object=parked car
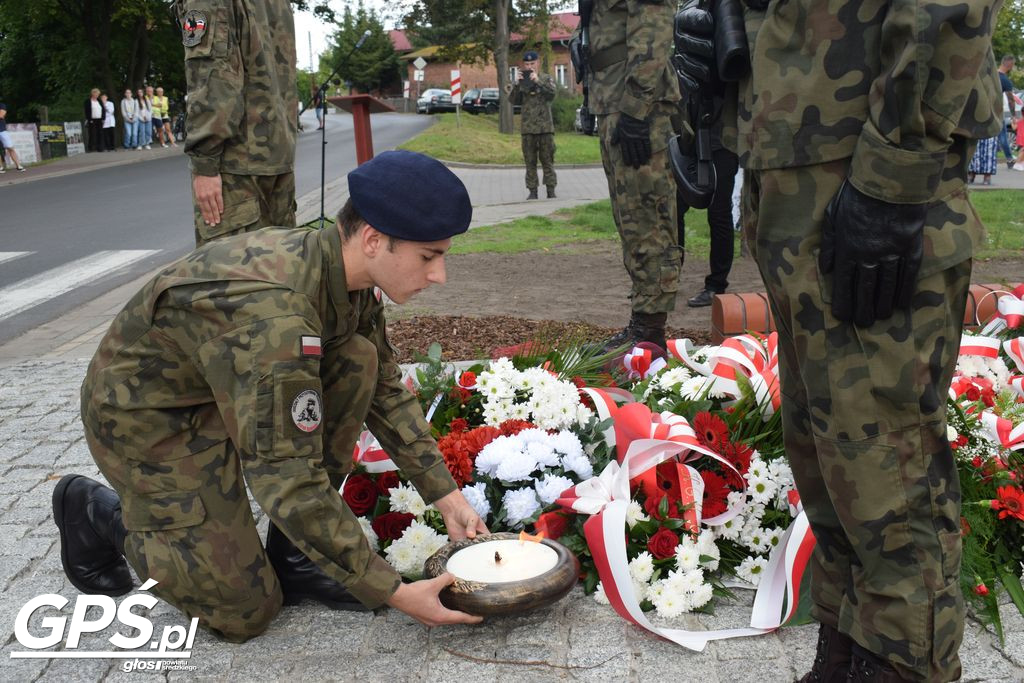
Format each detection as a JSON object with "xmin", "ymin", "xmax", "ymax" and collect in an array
[
  {"xmin": 462, "ymin": 87, "xmax": 500, "ymax": 114},
  {"xmin": 417, "ymin": 88, "xmax": 456, "ymax": 114}
]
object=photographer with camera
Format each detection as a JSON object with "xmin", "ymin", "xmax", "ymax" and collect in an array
[
  {"xmin": 508, "ymin": 50, "xmax": 557, "ymax": 200},
  {"xmin": 675, "ymin": 1, "xmax": 1004, "ymax": 680}
]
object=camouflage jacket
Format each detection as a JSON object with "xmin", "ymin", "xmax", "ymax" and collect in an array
[
  {"xmin": 586, "ymin": 0, "xmax": 680, "ymax": 120},
  {"xmin": 81, "ymin": 226, "xmax": 457, "ymax": 607},
  {"xmin": 511, "ymin": 74, "xmax": 556, "ymax": 134},
  {"xmin": 176, "ymin": 0, "xmax": 297, "ymax": 177},
  {"xmin": 724, "ymin": 0, "xmax": 1003, "ymax": 204}
]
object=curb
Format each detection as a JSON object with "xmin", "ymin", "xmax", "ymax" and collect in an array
[
  {"xmin": 440, "ymin": 159, "xmax": 604, "ymax": 170},
  {"xmin": 0, "ymin": 147, "xmax": 184, "ymax": 187},
  {"xmin": 710, "ymin": 283, "xmax": 1021, "ymax": 343}
]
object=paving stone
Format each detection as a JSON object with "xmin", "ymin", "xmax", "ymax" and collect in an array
[
  {"xmin": 427, "ymin": 650, "xmax": 568, "ymax": 683},
  {"xmin": 629, "ymin": 616, "xmax": 721, "ymax": 682},
  {"xmin": 0, "ymin": 504, "xmax": 53, "ymax": 528},
  {"xmin": 351, "ymin": 652, "xmax": 428, "ymax": 682},
  {"xmin": 959, "ymin": 620, "xmax": 1024, "ymax": 681}
]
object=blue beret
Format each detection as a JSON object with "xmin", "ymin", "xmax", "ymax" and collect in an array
[
  {"xmin": 522, "ymin": 51, "xmax": 539, "ymax": 62},
  {"xmin": 348, "ymin": 151, "xmax": 472, "ymax": 242}
]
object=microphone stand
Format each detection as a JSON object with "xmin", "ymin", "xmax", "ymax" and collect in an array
[{"xmin": 312, "ymin": 29, "xmax": 371, "ymax": 230}]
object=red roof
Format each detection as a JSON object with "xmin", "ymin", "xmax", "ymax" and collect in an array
[
  {"xmin": 389, "ymin": 29, "xmax": 412, "ymax": 52},
  {"xmin": 511, "ymin": 11, "xmax": 579, "ymax": 43}
]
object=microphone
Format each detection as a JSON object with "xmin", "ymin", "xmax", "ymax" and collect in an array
[{"xmin": 355, "ymin": 29, "xmax": 371, "ymax": 50}]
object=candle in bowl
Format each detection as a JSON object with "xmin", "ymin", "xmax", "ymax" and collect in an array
[
  {"xmin": 423, "ymin": 531, "xmax": 580, "ymax": 616},
  {"xmin": 445, "ymin": 538, "xmax": 558, "ymax": 583}
]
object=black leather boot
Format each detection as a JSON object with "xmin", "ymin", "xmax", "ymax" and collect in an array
[
  {"xmin": 265, "ymin": 524, "xmax": 368, "ymax": 611},
  {"xmin": 52, "ymin": 475, "xmax": 133, "ymax": 596},
  {"xmin": 797, "ymin": 623, "xmax": 853, "ymax": 682},
  {"xmin": 547, "ymin": 187, "xmax": 556, "ymax": 198},
  {"xmin": 603, "ymin": 312, "xmax": 640, "ymax": 352},
  {"xmin": 527, "ymin": 188, "xmax": 538, "ymax": 200},
  {"xmin": 603, "ymin": 312, "xmax": 667, "ymax": 352},
  {"xmin": 847, "ymin": 643, "xmax": 912, "ymax": 682}
]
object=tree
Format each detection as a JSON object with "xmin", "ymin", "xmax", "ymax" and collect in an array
[
  {"xmin": 325, "ymin": 2, "xmax": 402, "ymax": 96},
  {"xmin": 994, "ymin": 0, "xmax": 1024, "ymax": 85}
]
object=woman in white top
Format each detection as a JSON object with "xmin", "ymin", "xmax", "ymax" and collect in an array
[
  {"xmin": 100, "ymin": 93, "xmax": 116, "ymax": 152},
  {"xmin": 120, "ymin": 89, "xmax": 138, "ymax": 150},
  {"xmin": 135, "ymin": 88, "xmax": 152, "ymax": 150}
]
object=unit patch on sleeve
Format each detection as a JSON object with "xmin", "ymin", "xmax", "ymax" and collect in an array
[
  {"xmin": 290, "ymin": 390, "xmax": 322, "ymax": 433},
  {"xmin": 181, "ymin": 10, "xmax": 208, "ymax": 47}
]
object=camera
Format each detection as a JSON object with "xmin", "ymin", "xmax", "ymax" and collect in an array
[{"xmin": 521, "ymin": 69, "xmax": 533, "ymax": 80}]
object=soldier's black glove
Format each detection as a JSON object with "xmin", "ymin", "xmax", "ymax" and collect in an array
[
  {"xmin": 611, "ymin": 113, "xmax": 652, "ymax": 168},
  {"xmin": 819, "ymin": 180, "xmax": 927, "ymax": 328},
  {"xmin": 673, "ymin": 3, "xmax": 715, "ymax": 94}
]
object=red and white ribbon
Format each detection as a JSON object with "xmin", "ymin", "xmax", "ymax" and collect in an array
[
  {"xmin": 352, "ymin": 431, "xmax": 398, "ymax": 473},
  {"xmin": 1009, "ymin": 376, "xmax": 1024, "ymax": 401},
  {"xmin": 959, "ymin": 335, "xmax": 1002, "ymax": 359},
  {"xmin": 1004, "ymin": 337, "xmax": 1024, "ymax": 374},
  {"xmin": 997, "ymin": 285, "xmax": 1024, "ymax": 329},
  {"xmin": 623, "ymin": 346, "xmax": 667, "ymax": 379},
  {"xmin": 980, "ymin": 410, "xmax": 1024, "ymax": 451}
]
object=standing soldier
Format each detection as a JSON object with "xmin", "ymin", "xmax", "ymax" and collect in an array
[
  {"xmin": 509, "ymin": 50, "xmax": 557, "ymax": 199},
  {"xmin": 53, "ymin": 151, "xmax": 487, "ymax": 641},
  {"xmin": 587, "ymin": 0, "xmax": 681, "ymax": 350},
  {"xmin": 176, "ymin": 0, "xmax": 298, "ymax": 247},
  {"xmin": 676, "ymin": 1, "xmax": 1004, "ymax": 680}
]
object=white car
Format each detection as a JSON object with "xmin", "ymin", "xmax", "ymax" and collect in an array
[{"xmin": 416, "ymin": 88, "xmax": 455, "ymax": 114}]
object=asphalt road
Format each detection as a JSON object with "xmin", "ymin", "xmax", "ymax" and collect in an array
[{"xmin": 0, "ymin": 111, "xmax": 433, "ymax": 345}]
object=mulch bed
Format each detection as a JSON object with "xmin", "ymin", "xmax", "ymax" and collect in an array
[{"xmin": 387, "ymin": 315, "xmax": 715, "ymax": 363}]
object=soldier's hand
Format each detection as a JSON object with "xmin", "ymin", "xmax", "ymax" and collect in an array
[
  {"xmin": 610, "ymin": 113, "xmax": 652, "ymax": 168},
  {"xmin": 819, "ymin": 180, "xmax": 927, "ymax": 328},
  {"xmin": 386, "ymin": 573, "xmax": 483, "ymax": 626},
  {"xmin": 193, "ymin": 173, "xmax": 224, "ymax": 226},
  {"xmin": 434, "ymin": 489, "xmax": 489, "ymax": 540},
  {"xmin": 672, "ymin": 2, "xmax": 715, "ymax": 94}
]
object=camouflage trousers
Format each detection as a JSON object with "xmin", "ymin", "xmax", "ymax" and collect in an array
[
  {"xmin": 83, "ymin": 334, "xmax": 377, "ymax": 642},
  {"xmin": 522, "ymin": 133, "xmax": 556, "ymax": 191},
  {"xmin": 597, "ymin": 105, "xmax": 681, "ymax": 314},
  {"xmin": 743, "ymin": 141, "xmax": 981, "ymax": 680},
  {"xmin": 193, "ymin": 172, "xmax": 296, "ymax": 247}
]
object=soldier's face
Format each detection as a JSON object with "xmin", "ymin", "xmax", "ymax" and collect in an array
[
  {"xmin": 523, "ymin": 59, "xmax": 538, "ymax": 71},
  {"xmin": 368, "ymin": 236, "xmax": 450, "ymax": 304}
]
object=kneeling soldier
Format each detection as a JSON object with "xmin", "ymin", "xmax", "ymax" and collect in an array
[{"xmin": 55, "ymin": 151, "xmax": 487, "ymax": 641}]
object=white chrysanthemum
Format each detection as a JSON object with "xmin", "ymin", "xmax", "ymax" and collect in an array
[
  {"xmin": 712, "ymin": 516, "xmax": 742, "ymax": 541},
  {"xmin": 389, "ymin": 483, "xmax": 427, "ymax": 516},
  {"xmin": 652, "ymin": 582, "xmax": 690, "ymax": 618},
  {"xmin": 741, "ymin": 501, "xmax": 767, "ymax": 526},
  {"xmin": 357, "ymin": 516, "xmax": 378, "ymax": 552},
  {"xmin": 384, "ymin": 540, "xmax": 417, "ymax": 575},
  {"xmin": 461, "ymin": 482, "xmax": 491, "ymax": 519},
  {"xmin": 561, "ymin": 451, "xmax": 593, "ymax": 480},
  {"xmin": 741, "ymin": 520, "xmax": 769, "ymax": 553},
  {"xmin": 594, "ymin": 581, "xmax": 610, "ymax": 605},
  {"xmin": 575, "ymin": 403, "xmax": 594, "ymax": 426},
  {"xmin": 675, "ymin": 543, "xmax": 700, "ymax": 572},
  {"xmin": 678, "ymin": 376, "xmax": 708, "ymax": 400},
  {"xmin": 482, "ymin": 401, "xmax": 512, "ymax": 426},
  {"xmin": 474, "ymin": 436, "xmax": 512, "ymax": 476},
  {"xmin": 659, "ymin": 366, "xmax": 693, "ymax": 389},
  {"xmin": 510, "ymin": 402, "xmax": 531, "ymax": 421},
  {"xmin": 746, "ymin": 474, "xmax": 778, "ymax": 506},
  {"xmin": 534, "ymin": 474, "xmax": 575, "ymax": 505},
  {"xmin": 502, "ymin": 487, "xmax": 541, "ymax": 527},
  {"xmin": 690, "ymin": 582, "xmax": 714, "ymax": 609},
  {"xmin": 629, "ymin": 551, "xmax": 656, "ymax": 583},
  {"xmin": 625, "ymin": 500, "xmax": 649, "ymax": 528},
  {"xmin": 668, "ymin": 568, "xmax": 705, "ymax": 594},
  {"xmin": 646, "ymin": 579, "xmax": 665, "ymax": 604},
  {"xmin": 747, "ymin": 456, "xmax": 768, "ymax": 479},
  {"xmin": 550, "ymin": 430, "xmax": 584, "ymax": 459},
  {"xmin": 495, "ymin": 450, "xmax": 539, "ymax": 482},
  {"xmin": 696, "ymin": 529, "xmax": 717, "ymax": 556},
  {"xmin": 402, "ymin": 520, "xmax": 435, "ymax": 547},
  {"xmin": 767, "ymin": 459, "xmax": 793, "ymax": 485},
  {"xmin": 736, "ymin": 556, "xmax": 769, "ymax": 586},
  {"xmin": 765, "ymin": 527, "xmax": 784, "ymax": 550},
  {"xmin": 946, "ymin": 424, "xmax": 959, "ymax": 442},
  {"xmin": 526, "ymin": 440, "xmax": 560, "ymax": 469}
]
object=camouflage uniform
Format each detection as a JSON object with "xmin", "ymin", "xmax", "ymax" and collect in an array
[
  {"xmin": 177, "ymin": 0, "xmax": 298, "ymax": 246},
  {"xmin": 511, "ymin": 73, "xmax": 557, "ymax": 193},
  {"xmin": 80, "ymin": 226, "xmax": 457, "ymax": 642},
  {"xmin": 587, "ymin": 0, "xmax": 681, "ymax": 314},
  {"xmin": 725, "ymin": 1, "xmax": 1003, "ymax": 679}
]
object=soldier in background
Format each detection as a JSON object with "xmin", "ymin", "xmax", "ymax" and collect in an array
[
  {"xmin": 676, "ymin": 1, "xmax": 1004, "ymax": 680},
  {"xmin": 587, "ymin": 0, "xmax": 681, "ymax": 350},
  {"xmin": 177, "ymin": 0, "xmax": 297, "ymax": 246},
  {"xmin": 53, "ymin": 151, "xmax": 487, "ymax": 641},
  {"xmin": 509, "ymin": 50, "xmax": 557, "ymax": 199}
]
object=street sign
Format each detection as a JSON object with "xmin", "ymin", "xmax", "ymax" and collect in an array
[
  {"xmin": 413, "ymin": 56, "xmax": 427, "ymax": 70},
  {"xmin": 450, "ymin": 70, "xmax": 461, "ymax": 105},
  {"xmin": 413, "ymin": 69, "xmax": 425, "ymax": 82}
]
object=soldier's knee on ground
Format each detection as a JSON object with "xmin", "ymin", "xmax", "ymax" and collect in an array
[{"xmin": 202, "ymin": 589, "xmax": 283, "ymax": 643}]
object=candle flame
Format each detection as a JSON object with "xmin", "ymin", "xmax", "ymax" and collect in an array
[{"xmin": 519, "ymin": 530, "xmax": 545, "ymax": 544}]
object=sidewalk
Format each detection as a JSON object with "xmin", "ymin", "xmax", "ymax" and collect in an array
[{"xmin": 0, "ymin": 143, "xmax": 184, "ymax": 187}]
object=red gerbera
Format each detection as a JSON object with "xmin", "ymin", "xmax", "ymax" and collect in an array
[
  {"xmin": 721, "ymin": 440, "xmax": 754, "ymax": 474},
  {"xmin": 700, "ymin": 470, "xmax": 731, "ymax": 519},
  {"xmin": 991, "ymin": 485, "xmax": 1024, "ymax": 521},
  {"xmin": 693, "ymin": 411, "xmax": 729, "ymax": 452}
]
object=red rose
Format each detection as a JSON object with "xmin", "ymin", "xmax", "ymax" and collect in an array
[
  {"xmin": 371, "ymin": 512, "xmax": 415, "ymax": 542},
  {"xmin": 647, "ymin": 527, "xmax": 679, "ymax": 560},
  {"xmin": 342, "ymin": 474, "xmax": 378, "ymax": 516},
  {"xmin": 533, "ymin": 511, "xmax": 569, "ymax": 540},
  {"xmin": 965, "ymin": 385, "xmax": 981, "ymax": 401},
  {"xmin": 459, "ymin": 370, "xmax": 477, "ymax": 387},
  {"xmin": 375, "ymin": 471, "xmax": 399, "ymax": 496}
]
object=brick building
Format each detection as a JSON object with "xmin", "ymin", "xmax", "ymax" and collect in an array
[{"xmin": 391, "ymin": 12, "xmax": 582, "ymax": 100}]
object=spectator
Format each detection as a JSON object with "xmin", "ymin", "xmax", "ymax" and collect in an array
[
  {"xmin": 83, "ymin": 88, "xmax": 103, "ymax": 153},
  {"xmin": 120, "ymin": 89, "xmax": 138, "ymax": 150},
  {"xmin": 150, "ymin": 85, "xmax": 168, "ymax": 147},
  {"xmin": 156, "ymin": 87, "xmax": 177, "ymax": 148},
  {"xmin": 135, "ymin": 88, "xmax": 152, "ymax": 150},
  {"xmin": 0, "ymin": 102, "xmax": 26, "ymax": 172},
  {"xmin": 1014, "ymin": 116, "xmax": 1024, "ymax": 171},
  {"xmin": 997, "ymin": 56, "xmax": 1017, "ymax": 169},
  {"xmin": 968, "ymin": 135, "xmax": 998, "ymax": 185},
  {"xmin": 314, "ymin": 89, "xmax": 325, "ymax": 130},
  {"xmin": 100, "ymin": 93, "xmax": 116, "ymax": 152}
]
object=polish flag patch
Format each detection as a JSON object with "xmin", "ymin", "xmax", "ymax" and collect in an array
[{"xmin": 300, "ymin": 335, "xmax": 322, "ymax": 357}]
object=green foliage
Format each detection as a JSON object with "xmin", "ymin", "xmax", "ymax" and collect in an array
[
  {"xmin": 551, "ymin": 90, "xmax": 583, "ymax": 132},
  {"xmin": 326, "ymin": 2, "xmax": 401, "ymax": 95},
  {"xmin": 994, "ymin": 0, "xmax": 1024, "ymax": 85}
]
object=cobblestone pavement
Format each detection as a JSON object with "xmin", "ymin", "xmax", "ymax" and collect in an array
[{"xmin": 1, "ymin": 361, "xmax": 1022, "ymax": 682}]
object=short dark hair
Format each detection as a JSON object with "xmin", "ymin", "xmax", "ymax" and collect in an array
[
  {"xmin": 336, "ymin": 198, "xmax": 396, "ymax": 251},
  {"xmin": 1002, "ymin": 55, "xmax": 1016, "ymax": 66}
]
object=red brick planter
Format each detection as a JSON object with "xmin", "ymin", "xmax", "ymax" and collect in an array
[{"xmin": 710, "ymin": 283, "xmax": 1021, "ymax": 343}]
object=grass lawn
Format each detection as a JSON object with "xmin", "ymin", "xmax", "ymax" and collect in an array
[
  {"xmin": 398, "ymin": 112, "xmax": 601, "ymax": 165},
  {"xmin": 455, "ymin": 190, "xmax": 1024, "ymax": 259}
]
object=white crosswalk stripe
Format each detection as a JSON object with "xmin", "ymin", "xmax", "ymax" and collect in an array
[
  {"xmin": 0, "ymin": 252, "xmax": 33, "ymax": 266},
  {"xmin": 0, "ymin": 250, "xmax": 158, "ymax": 322}
]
